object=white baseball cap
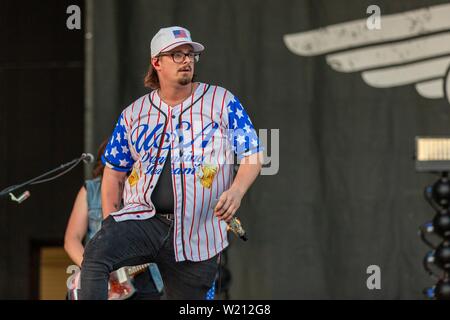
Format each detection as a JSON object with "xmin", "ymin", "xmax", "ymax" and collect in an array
[{"xmin": 150, "ymin": 26, "xmax": 205, "ymax": 57}]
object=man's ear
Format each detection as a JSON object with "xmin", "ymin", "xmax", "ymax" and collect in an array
[{"xmin": 152, "ymin": 57, "xmax": 161, "ymax": 70}]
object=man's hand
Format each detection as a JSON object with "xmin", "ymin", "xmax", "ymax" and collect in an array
[
  {"xmin": 214, "ymin": 187, "xmax": 244, "ymax": 223},
  {"xmin": 213, "ymin": 153, "xmax": 262, "ymax": 223}
]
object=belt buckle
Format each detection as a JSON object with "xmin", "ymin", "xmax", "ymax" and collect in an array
[{"xmin": 160, "ymin": 213, "xmax": 174, "ymax": 221}]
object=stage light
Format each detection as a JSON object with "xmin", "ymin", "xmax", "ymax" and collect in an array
[
  {"xmin": 415, "ymin": 137, "xmax": 450, "ymax": 172},
  {"xmin": 416, "ymin": 136, "xmax": 450, "ymax": 299},
  {"xmin": 431, "ymin": 177, "xmax": 450, "ymax": 208}
]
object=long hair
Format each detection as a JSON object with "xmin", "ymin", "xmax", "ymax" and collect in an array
[
  {"xmin": 144, "ymin": 57, "xmax": 160, "ymax": 89},
  {"xmin": 92, "ymin": 139, "xmax": 109, "ymax": 178}
]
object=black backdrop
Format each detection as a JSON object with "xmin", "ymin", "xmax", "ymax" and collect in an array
[
  {"xmin": 2, "ymin": 0, "xmax": 450, "ymax": 299},
  {"xmin": 90, "ymin": 0, "xmax": 450, "ymax": 299},
  {"xmin": 0, "ymin": 0, "xmax": 84, "ymax": 299}
]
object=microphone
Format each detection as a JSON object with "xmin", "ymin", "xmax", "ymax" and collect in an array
[
  {"xmin": 211, "ymin": 198, "xmax": 248, "ymax": 241},
  {"xmin": 227, "ymin": 217, "xmax": 248, "ymax": 241},
  {"xmin": 81, "ymin": 153, "xmax": 94, "ymax": 164},
  {"xmin": 9, "ymin": 191, "xmax": 31, "ymax": 204}
]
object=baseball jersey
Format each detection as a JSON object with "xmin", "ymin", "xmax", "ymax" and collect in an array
[{"xmin": 102, "ymin": 82, "xmax": 262, "ymax": 262}]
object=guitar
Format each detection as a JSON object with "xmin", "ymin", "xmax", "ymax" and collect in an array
[{"xmin": 67, "ymin": 263, "xmax": 156, "ymax": 300}]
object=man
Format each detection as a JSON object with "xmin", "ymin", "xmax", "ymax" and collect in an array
[{"xmin": 79, "ymin": 26, "xmax": 262, "ymax": 299}]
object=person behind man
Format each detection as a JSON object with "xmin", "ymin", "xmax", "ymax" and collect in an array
[
  {"xmin": 79, "ymin": 26, "xmax": 262, "ymax": 299},
  {"xmin": 64, "ymin": 140, "xmax": 163, "ymax": 300}
]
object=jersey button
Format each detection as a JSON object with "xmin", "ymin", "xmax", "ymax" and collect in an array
[{"xmin": 171, "ymin": 115, "xmax": 176, "ymax": 119}]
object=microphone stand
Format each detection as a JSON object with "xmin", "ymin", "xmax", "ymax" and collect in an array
[{"xmin": 0, "ymin": 153, "xmax": 90, "ymax": 203}]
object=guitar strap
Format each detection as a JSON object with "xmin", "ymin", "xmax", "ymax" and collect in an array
[{"xmin": 148, "ymin": 263, "xmax": 164, "ymax": 293}]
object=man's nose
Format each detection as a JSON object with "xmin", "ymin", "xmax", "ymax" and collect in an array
[{"xmin": 182, "ymin": 56, "xmax": 190, "ymax": 64}]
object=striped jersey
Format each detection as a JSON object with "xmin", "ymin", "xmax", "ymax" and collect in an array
[{"xmin": 102, "ymin": 82, "xmax": 261, "ymax": 262}]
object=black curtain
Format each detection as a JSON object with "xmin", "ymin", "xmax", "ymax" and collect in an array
[
  {"xmin": 90, "ymin": 0, "xmax": 450, "ymax": 299},
  {"xmin": 0, "ymin": 0, "xmax": 84, "ymax": 298}
]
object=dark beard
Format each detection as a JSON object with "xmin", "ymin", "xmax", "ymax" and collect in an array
[{"xmin": 177, "ymin": 74, "xmax": 193, "ymax": 86}]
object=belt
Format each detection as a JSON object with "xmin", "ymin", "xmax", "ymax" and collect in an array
[{"xmin": 156, "ymin": 213, "xmax": 174, "ymax": 221}]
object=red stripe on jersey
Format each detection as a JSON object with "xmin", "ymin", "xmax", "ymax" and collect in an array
[
  {"xmin": 130, "ymin": 100, "xmax": 136, "ymax": 125},
  {"xmin": 170, "ymin": 108, "xmax": 180, "ymax": 262},
  {"xmin": 196, "ymin": 84, "xmax": 208, "ymax": 260},
  {"xmin": 144, "ymin": 98, "xmax": 162, "ymax": 204},
  {"xmin": 216, "ymin": 90, "xmax": 228, "ymax": 250},
  {"xmin": 229, "ymin": 151, "xmax": 233, "ymax": 192},
  {"xmin": 134, "ymin": 96, "xmax": 146, "ymax": 204},
  {"xmin": 124, "ymin": 107, "xmax": 130, "ymax": 127},
  {"xmin": 180, "ymin": 101, "xmax": 190, "ymax": 260},
  {"xmin": 221, "ymin": 149, "xmax": 226, "ymax": 193},
  {"xmin": 207, "ymin": 86, "xmax": 218, "ymax": 258},
  {"xmin": 140, "ymin": 92, "xmax": 155, "ymax": 207},
  {"xmin": 123, "ymin": 102, "xmax": 135, "ymax": 203},
  {"xmin": 122, "ymin": 101, "xmax": 136, "ymax": 202},
  {"xmin": 188, "ymin": 92, "xmax": 197, "ymax": 260}
]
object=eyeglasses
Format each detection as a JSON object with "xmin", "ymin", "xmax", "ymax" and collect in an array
[{"xmin": 158, "ymin": 51, "xmax": 200, "ymax": 63}]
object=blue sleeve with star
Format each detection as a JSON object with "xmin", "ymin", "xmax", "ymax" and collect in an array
[
  {"xmin": 227, "ymin": 95, "xmax": 263, "ymax": 160},
  {"xmin": 102, "ymin": 113, "xmax": 134, "ymax": 172}
]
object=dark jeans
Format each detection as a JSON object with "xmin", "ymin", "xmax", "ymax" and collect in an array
[
  {"xmin": 79, "ymin": 215, "xmax": 218, "ymax": 300},
  {"xmin": 130, "ymin": 268, "xmax": 161, "ymax": 300}
]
